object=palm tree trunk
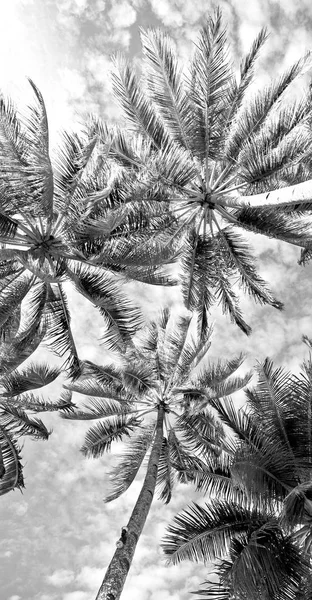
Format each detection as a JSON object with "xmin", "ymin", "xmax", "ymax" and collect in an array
[
  {"xmin": 95, "ymin": 405, "xmax": 164, "ymax": 600},
  {"xmin": 221, "ymin": 178, "xmax": 312, "ymax": 209}
]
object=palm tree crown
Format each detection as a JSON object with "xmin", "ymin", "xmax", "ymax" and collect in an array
[
  {"xmin": 163, "ymin": 347, "xmax": 312, "ymax": 599},
  {"xmin": 62, "ymin": 309, "xmax": 251, "ymax": 501},
  {"xmin": 61, "ymin": 309, "xmax": 251, "ymax": 599},
  {"xmin": 0, "ymin": 82, "xmax": 177, "ymax": 377},
  {"xmin": 96, "ymin": 8, "xmax": 312, "ymax": 336}
]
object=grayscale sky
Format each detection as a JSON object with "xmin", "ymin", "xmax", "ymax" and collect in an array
[{"xmin": 1, "ymin": 1, "xmax": 312, "ymax": 600}]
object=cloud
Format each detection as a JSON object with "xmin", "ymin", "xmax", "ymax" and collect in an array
[
  {"xmin": 75, "ymin": 566, "xmax": 103, "ymax": 589},
  {"xmin": 108, "ymin": 1, "xmax": 137, "ymax": 29},
  {"xmin": 8, "ymin": 596, "xmax": 22, "ymax": 600},
  {"xmin": 62, "ymin": 592, "xmax": 89, "ymax": 600},
  {"xmin": 46, "ymin": 569, "xmax": 75, "ymax": 587},
  {"xmin": 14, "ymin": 501, "xmax": 29, "ymax": 517}
]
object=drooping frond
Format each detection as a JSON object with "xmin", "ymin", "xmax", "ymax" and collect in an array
[
  {"xmin": 0, "ymin": 272, "xmax": 33, "ymax": 333},
  {"xmin": 8, "ymin": 389, "xmax": 76, "ymax": 414},
  {"xmin": 215, "ymin": 276, "xmax": 251, "ymax": 336},
  {"xmin": 104, "ymin": 424, "xmax": 154, "ymax": 503},
  {"xmin": 0, "ymin": 363, "xmax": 60, "ymax": 396},
  {"xmin": 167, "ymin": 428, "xmax": 204, "ymax": 485},
  {"xmin": 81, "ymin": 415, "xmax": 141, "ymax": 458},
  {"xmin": 162, "ymin": 500, "xmax": 267, "ymax": 564},
  {"xmin": 44, "ymin": 283, "xmax": 80, "ymax": 378},
  {"xmin": 217, "ymin": 227, "xmax": 283, "ymax": 308},
  {"xmin": 0, "ymin": 425, "xmax": 24, "ymax": 496},
  {"xmin": 245, "ymin": 358, "xmax": 296, "ymax": 451},
  {"xmin": 177, "ymin": 412, "xmax": 224, "ymax": 463},
  {"xmin": 0, "ymin": 404, "xmax": 50, "ymax": 440},
  {"xmin": 157, "ymin": 436, "xmax": 175, "ymax": 504},
  {"xmin": 67, "ymin": 264, "xmax": 143, "ymax": 351}
]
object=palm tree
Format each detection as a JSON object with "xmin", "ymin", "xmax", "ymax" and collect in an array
[
  {"xmin": 94, "ymin": 8, "xmax": 312, "ymax": 336},
  {"xmin": 162, "ymin": 346, "xmax": 312, "ymax": 599},
  {"xmin": 0, "ymin": 357, "xmax": 75, "ymax": 496},
  {"xmin": 0, "ymin": 82, "xmax": 177, "ymax": 377},
  {"xmin": 60, "ymin": 308, "xmax": 252, "ymax": 600}
]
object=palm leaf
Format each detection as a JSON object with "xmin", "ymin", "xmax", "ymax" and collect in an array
[
  {"xmin": 44, "ymin": 283, "xmax": 80, "ymax": 378},
  {"xmin": 0, "ymin": 363, "xmax": 60, "ymax": 396},
  {"xmin": 142, "ymin": 28, "xmax": 193, "ymax": 149},
  {"xmin": 61, "ymin": 397, "xmax": 130, "ymax": 421},
  {"xmin": 112, "ymin": 54, "xmax": 168, "ymax": 149},
  {"xmin": 104, "ymin": 425, "xmax": 154, "ymax": 502},
  {"xmin": 157, "ymin": 436, "xmax": 175, "ymax": 504},
  {"xmin": 0, "ymin": 404, "xmax": 50, "ymax": 440},
  {"xmin": 81, "ymin": 415, "xmax": 140, "ymax": 458},
  {"xmin": 67, "ymin": 264, "xmax": 143, "ymax": 350},
  {"xmin": 0, "ymin": 425, "xmax": 24, "ymax": 496},
  {"xmin": 162, "ymin": 500, "xmax": 267, "ymax": 564}
]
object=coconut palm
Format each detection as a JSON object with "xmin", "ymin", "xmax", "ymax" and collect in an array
[
  {"xmin": 162, "ymin": 346, "xmax": 312, "ymax": 599},
  {"xmin": 93, "ymin": 8, "xmax": 312, "ymax": 336},
  {"xmin": 60, "ymin": 309, "xmax": 252, "ymax": 600},
  {"xmin": 0, "ymin": 82, "xmax": 178, "ymax": 377},
  {"xmin": 0, "ymin": 357, "xmax": 75, "ymax": 496}
]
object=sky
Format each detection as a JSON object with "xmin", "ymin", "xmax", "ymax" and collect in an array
[{"xmin": 2, "ymin": 1, "xmax": 312, "ymax": 599}]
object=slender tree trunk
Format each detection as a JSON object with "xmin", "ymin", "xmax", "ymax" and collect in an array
[
  {"xmin": 220, "ymin": 178, "xmax": 312, "ymax": 209},
  {"xmin": 95, "ymin": 405, "xmax": 164, "ymax": 600}
]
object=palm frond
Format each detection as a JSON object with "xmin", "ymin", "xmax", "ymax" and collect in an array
[
  {"xmin": 53, "ymin": 130, "xmax": 97, "ymax": 214},
  {"xmin": 61, "ymin": 397, "xmax": 130, "ymax": 421},
  {"xmin": 218, "ymin": 227, "xmax": 283, "ymax": 308},
  {"xmin": 215, "ymin": 276, "xmax": 251, "ymax": 336},
  {"xmin": 44, "ymin": 283, "xmax": 80, "ymax": 378},
  {"xmin": 223, "ymin": 27, "xmax": 268, "ymax": 129},
  {"xmin": 0, "ymin": 272, "xmax": 33, "ymax": 332},
  {"xmin": 104, "ymin": 424, "xmax": 154, "ymax": 502},
  {"xmin": 8, "ymin": 389, "xmax": 76, "ymax": 414},
  {"xmin": 112, "ymin": 54, "xmax": 168, "ymax": 149},
  {"xmin": 162, "ymin": 500, "xmax": 267, "ymax": 564},
  {"xmin": 177, "ymin": 411, "xmax": 223, "ymax": 462},
  {"xmin": 0, "ymin": 404, "xmax": 50, "ymax": 440},
  {"xmin": 0, "ymin": 211, "xmax": 18, "ymax": 239},
  {"xmin": 0, "ymin": 425, "xmax": 24, "ymax": 496},
  {"xmin": 167, "ymin": 428, "xmax": 204, "ymax": 485},
  {"xmin": 141, "ymin": 28, "xmax": 193, "ymax": 149},
  {"xmin": 81, "ymin": 415, "xmax": 140, "ymax": 458},
  {"xmin": 0, "ymin": 363, "xmax": 60, "ymax": 396},
  {"xmin": 225, "ymin": 51, "xmax": 311, "ymax": 162},
  {"xmin": 24, "ymin": 79, "xmax": 54, "ymax": 220},
  {"xmin": 157, "ymin": 436, "xmax": 175, "ymax": 504},
  {"xmin": 189, "ymin": 8, "xmax": 231, "ymax": 160},
  {"xmin": 67, "ymin": 264, "xmax": 143, "ymax": 350}
]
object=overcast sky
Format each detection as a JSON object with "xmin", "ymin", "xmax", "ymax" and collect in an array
[{"xmin": 2, "ymin": 1, "xmax": 312, "ymax": 600}]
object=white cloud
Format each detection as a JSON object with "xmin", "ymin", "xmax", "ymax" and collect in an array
[
  {"xmin": 149, "ymin": 0, "xmax": 184, "ymax": 27},
  {"xmin": 108, "ymin": 1, "xmax": 137, "ymax": 29},
  {"xmin": 14, "ymin": 501, "xmax": 28, "ymax": 516},
  {"xmin": 75, "ymin": 565, "xmax": 103, "ymax": 589},
  {"xmin": 46, "ymin": 569, "xmax": 75, "ymax": 587},
  {"xmin": 62, "ymin": 592, "xmax": 89, "ymax": 600},
  {"xmin": 8, "ymin": 596, "xmax": 22, "ymax": 600}
]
